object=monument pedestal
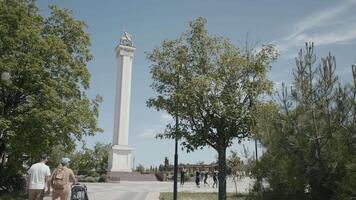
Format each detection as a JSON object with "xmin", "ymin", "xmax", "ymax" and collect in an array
[{"xmin": 108, "ymin": 145, "xmax": 133, "ymax": 172}]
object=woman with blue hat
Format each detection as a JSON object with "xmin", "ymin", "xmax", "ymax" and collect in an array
[{"xmin": 51, "ymin": 157, "xmax": 76, "ymax": 200}]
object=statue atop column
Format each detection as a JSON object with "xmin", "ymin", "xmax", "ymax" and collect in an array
[
  {"xmin": 108, "ymin": 32, "xmax": 135, "ymax": 173},
  {"xmin": 120, "ymin": 32, "xmax": 133, "ymax": 47}
]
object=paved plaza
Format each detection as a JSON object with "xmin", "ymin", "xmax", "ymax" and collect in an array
[{"xmin": 44, "ymin": 177, "xmax": 254, "ymax": 200}]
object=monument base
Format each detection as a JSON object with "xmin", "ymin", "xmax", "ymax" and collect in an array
[{"xmin": 108, "ymin": 145, "xmax": 133, "ymax": 172}]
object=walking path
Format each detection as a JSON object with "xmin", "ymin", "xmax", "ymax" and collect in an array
[{"xmin": 44, "ymin": 177, "xmax": 254, "ymax": 200}]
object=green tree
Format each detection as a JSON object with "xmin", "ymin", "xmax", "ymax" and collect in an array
[
  {"xmin": 164, "ymin": 156, "xmax": 169, "ymax": 171},
  {"xmin": 227, "ymin": 151, "xmax": 242, "ymax": 196},
  {"xmin": 69, "ymin": 142, "xmax": 110, "ymax": 172},
  {"xmin": 0, "ymin": 0, "xmax": 101, "ymax": 191},
  {"xmin": 93, "ymin": 142, "xmax": 110, "ymax": 172},
  {"xmin": 251, "ymin": 43, "xmax": 356, "ymax": 199},
  {"xmin": 136, "ymin": 164, "xmax": 145, "ymax": 174},
  {"xmin": 70, "ymin": 146, "xmax": 95, "ymax": 172},
  {"xmin": 147, "ymin": 17, "xmax": 278, "ymax": 200}
]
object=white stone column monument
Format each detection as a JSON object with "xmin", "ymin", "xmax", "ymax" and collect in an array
[{"xmin": 108, "ymin": 32, "xmax": 135, "ymax": 172}]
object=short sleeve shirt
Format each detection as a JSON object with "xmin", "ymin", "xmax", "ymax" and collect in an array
[{"xmin": 28, "ymin": 162, "xmax": 51, "ymax": 189}]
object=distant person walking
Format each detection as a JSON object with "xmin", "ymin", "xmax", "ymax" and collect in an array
[
  {"xmin": 180, "ymin": 168, "xmax": 186, "ymax": 185},
  {"xmin": 203, "ymin": 172, "xmax": 209, "ymax": 186},
  {"xmin": 195, "ymin": 170, "xmax": 200, "ymax": 188},
  {"xmin": 51, "ymin": 157, "xmax": 76, "ymax": 200},
  {"xmin": 212, "ymin": 172, "xmax": 218, "ymax": 188},
  {"xmin": 27, "ymin": 154, "xmax": 51, "ymax": 200}
]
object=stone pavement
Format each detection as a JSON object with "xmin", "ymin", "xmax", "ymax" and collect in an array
[{"xmin": 44, "ymin": 177, "xmax": 254, "ymax": 200}]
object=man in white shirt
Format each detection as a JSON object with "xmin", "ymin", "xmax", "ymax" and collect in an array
[{"xmin": 27, "ymin": 154, "xmax": 51, "ymax": 200}]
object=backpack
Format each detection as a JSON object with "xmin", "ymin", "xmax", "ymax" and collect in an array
[{"xmin": 52, "ymin": 167, "xmax": 67, "ymax": 190}]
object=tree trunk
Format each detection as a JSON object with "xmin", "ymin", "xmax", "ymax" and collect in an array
[
  {"xmin": 218, "ymin": 147, "xmax": 227, "ymax": 200},
  {"xmin": 233, "ymin": 177, "xmax": 238, "ymax": 198}
]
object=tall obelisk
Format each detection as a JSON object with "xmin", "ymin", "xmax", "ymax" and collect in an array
[{"xmin": 108, "ymin": 32, "xmax": 135, "ymax": 172}]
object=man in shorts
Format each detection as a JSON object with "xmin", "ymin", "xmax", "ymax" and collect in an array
[{"xmin": 27, "ymin": 154, "xmax": 51, "ymax": 200}]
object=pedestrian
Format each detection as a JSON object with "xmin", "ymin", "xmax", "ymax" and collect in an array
[
  {"xmin": 180, "ymin": 168, "xmax": 186, "ymax": 185},
  {"xmin": 212, "ymin": 171, "xmax": 218, "ymax": 188},
  {"xmin": 51, "ymin": 157, "xmax": 76, "ymax": 200},
  {"xmin": 27, "ymin": 154, "xmax": 51, "ymax": 200},
  {"xmin": 195, "ymin": 170, "xmax": 200, "ymax": 188},
  {"xmin": 204, "ymin": 172, "xmax": 209, "ymax": 186}
]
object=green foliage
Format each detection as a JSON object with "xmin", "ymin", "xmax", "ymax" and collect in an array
[
  {"xmin": 98, "ymin": 174, "xmax": 108, "ymax": 182},
  {"xmin": 158, "ymin": 164, "xmax": 164, "ymax": 172},
  {"xmin": 155, "ymin": 172, "xmax": 167, "ymax": 181},
  {"xmin": 251, "ymin": 43, "xmax": 356, "ymax": 199},
  {"xmin": 147, "ymin": 17, "xmax": 278, "ymax": 200},
  {"xmin": 69, "ymin": 142, "xmax": 110, "ymax": 172},
  {"xmin": 164, "ymin": 157, "xmax": 169, "ymax": 171},
  {"xmin": 136, "ymin": 164, "xmax": 145, "ymax": 173},
  {"xmin": 0, "ymin": 192, "xmax": 26, "ymax": 200},
  {"xmin": 83, "ymin": 176, "xmax": 97, "ymax": 183},
  {"xmin": 184, "ymin": 173, "xmax": 191, "ymax": 182},
  {"xmin": 0, "ymin": 168, "xmax": 25, "ymax": 193},
  {"xmin": 227, "ymin": 151, "xmax": 242, "ymax": 177},
  {"xmin": 0, "ymin": 0, "xmax": 102, "ymax": 180},
  {"xmin": 92, "ymin": 142, "xmax": 110, "ymax": 171}
]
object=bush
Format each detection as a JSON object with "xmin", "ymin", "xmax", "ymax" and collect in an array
[
  {"xmin": 0, "ymin": 192, "xmax": 27, "ymax": 199},
  {"xmin": 96, "ymin": 170, "xmax": 106, "ymax": 175},
  {"xmin": 83, "ymin": 176, "xmax": 97, "ymax": 182},
  {"xmin": 87, "ymin": 171, "xmax": 99, "ymax": 177},
  {"xmin": 0, "ymin": 169, "xmax": 26, "ymax": 193},
  {"xmin": 77, "ymin": 170, "xmax": 88, "ymax": 176},
  {"xmin": 155, "ymin": 172, "xmax": 167, "ymax": 181},
  {"xmin": 77, "ymin": 176, "xmax": 86, "ymax": 182},
  {"xmin": 184, "ymin": 174, "xmax": 191, "ymax": 182},
  {"xmin": 167, "ymin": 173, "xmax": 174, "ymax": 180},
  {"xmin": 98, "ymin": 174, "xmax": 107, "ymax": 182}
]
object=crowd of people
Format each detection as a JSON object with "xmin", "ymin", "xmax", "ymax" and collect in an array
[
  {"xmin": 180, "ymin": 168, "xmax": 219, "ymax": 188},
  {"xmin": 27, "ymin": 154, "xmax": 76, "ymax": 200}
]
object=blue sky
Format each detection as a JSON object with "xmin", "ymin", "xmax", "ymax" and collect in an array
[{"xmin": 37, "ymin": 0, "xmax": 356, "ymax": 167}]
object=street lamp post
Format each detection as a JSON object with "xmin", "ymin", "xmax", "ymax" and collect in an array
[
  {"xmin": 255, "ymin": 138, "xmax": 258, "ymax": 161},
  {"xmin": 173, "ymin": 73, "xmax": 179, "ymax": 200}
]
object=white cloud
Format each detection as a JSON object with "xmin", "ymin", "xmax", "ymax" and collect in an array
[
  {"xmin": 139, "ymin": 126, "xmax": 161, "ymax": 139},
  {"xmin": 139, "ymin": 112, "xmax": 173, "ymax": 139},
  {"xmin": 276, "ymin": 0, "xmax": 356, "ymax": 53}
]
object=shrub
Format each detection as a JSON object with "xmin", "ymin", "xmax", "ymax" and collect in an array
[
  {"xmin": 87, "ymin": 171, "xmax": 99, "ymax": 177},
  {"xmin": 184, "ymin": 174, "xmax": 191, "ymax": 182},
  {"xmin": 0, "ymin": 169, "xmax": 26, "ymax": 193},
  {"xmin": 77, "ymin": 170, "xmax": 88, "ymax": 176},
  {"xmin": 167, "ymin": 173, "xmax": 174, "ymax": 180},
  {"xmin": 98, "ymin": 174, "xmax": 107, "ymax": 182},
  {"xmin": 83, "ymin": 176, "xmax": 97, "ymax": 182},
  {"xmin": 155, "ymin": 172, "xmax": 167, "ymax": 181},
  {"xmin": 77, "ymin": 176, "xmax": 86, "ymax": 182}
]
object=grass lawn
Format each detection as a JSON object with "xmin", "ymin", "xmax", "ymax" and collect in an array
[{"xmin": 159, "ymin": 192, "xmax": 247, "ymax": 200}]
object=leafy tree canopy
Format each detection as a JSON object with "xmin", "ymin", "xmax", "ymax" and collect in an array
[
  {"xmin": 147, "ymin": 17, "xmax": 278, "ymax": 200},
  {"xmin": 0, "ymin": 0, "xmax": 102, "ymax": 182}
]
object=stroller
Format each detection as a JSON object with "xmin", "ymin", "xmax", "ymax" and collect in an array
[{"xmin": 71, "ymin": 183, "xmax": 89, "ymax": 200}]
